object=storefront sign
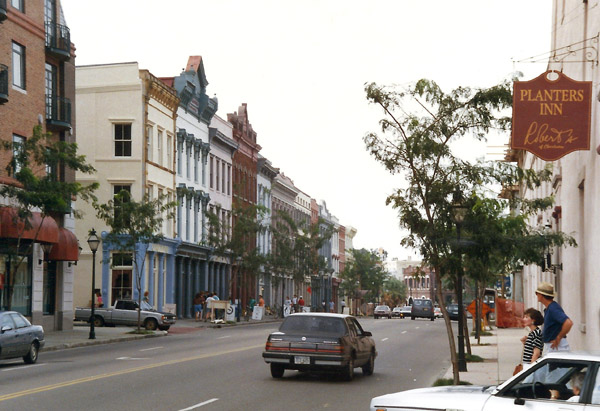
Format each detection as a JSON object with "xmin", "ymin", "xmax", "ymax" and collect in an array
[{"xmin": 512, "ymin": 71, "xmax": 591, "ymax": 161}]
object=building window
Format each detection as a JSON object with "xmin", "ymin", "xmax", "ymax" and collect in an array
[
  {"xmin": 114, "ymin": 124, "xmax": 132, "ymax": 157},
  {"xmin": 12, "ymin": 42, "xmax": 26, "ymax": 90},
  {"xmin": 11, "ymin": 0, "xmax": 24, "ymax": 12},
  {"xmin": 216, "ymin": 159, "xmax": 220, "ymax": 192},
  {"xmin": 177, "ymin": 139, "xmax": 182, "ymax": 175},
  {"xmin": 111, "ymin": 253, "xmax": 133, "ymax": 305},
  {"xmin": 157, "ymin": 130, "xmax": 163, "ymax": 166},
  {"xmin": 12, "ymin": 134, "xmax": 24, "ymax": 174},
  {"xmin": 227, "ymin": 165, "xmax": 231, "ymax": 195},
  {"xmin": 186, "ymin": 143, "xmax": 191, "ymax": 179},
  {"xmin": 209, "ymin": 156, "xmax": 214, "ymax": 189},
  {"xmin": 43, "ymin": 261, "xmax": 57, "ymax": 315},
  {"xmin": 113, "ymin": 184, "xmax": 131, "ymax": 227},
  {"xmin": 146, "ymin": 184, "xmax": 153, "ymax": 200},
  {"xmin": 222, "ymin": 162, "xmax": 226, "ymax": 195},
  {"xmin": 45, "ymin": 63, "xmax": 57, "ymax": 120},
  {"xmin": 146, "ymin": 125, "xmax": 153, "ymax": 162},
  {"xmin": 194, "ymin": 148, "xmax": 198, "ymax": 182},
  {"xmin": 167, "ymin": 134, "xmax": 173, "ymax": 170}
]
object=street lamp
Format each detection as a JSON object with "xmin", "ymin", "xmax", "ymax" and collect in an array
[
  {"xmin": 451, "ymin": 198, "xmax": 468, "ymax": 372},
  {"xmin": 87, "ymin": 229, "xmax": 100, "ymax": 340}
]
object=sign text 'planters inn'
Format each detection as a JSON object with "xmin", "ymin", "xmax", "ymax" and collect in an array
[{"xmin": 512, "ymin": 71, "xmax": 591, "ymax": 161}]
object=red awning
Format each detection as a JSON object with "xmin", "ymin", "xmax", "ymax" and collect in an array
[
  {"xmin": 0, "ymin": 207, "xmax": 59, "ymax": 244},
  {"xmin": 48, "ymin": 227, "xmax": 79, "ymax": 261}
]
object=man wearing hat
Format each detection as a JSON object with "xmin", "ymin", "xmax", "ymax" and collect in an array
[{"xmin": 536, "ymin": 282, "xmax": 573, "ymax": 353}]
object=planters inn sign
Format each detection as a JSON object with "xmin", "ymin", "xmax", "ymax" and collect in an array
[{"xmin": 512, "ymin": 71, "xmax": 592, "ymax": 161}]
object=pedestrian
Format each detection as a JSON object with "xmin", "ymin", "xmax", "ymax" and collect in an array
[
  {"xmin": 284, "ymin": 296, "xmax": 292, "ymax": 315},
  {"xmin": 258, "ymin": 295, "xmax": 265, "ymax": 307},
  {"xmin": 341, "ymin": 299, "xmax": 346, "ymax": 314},
  {"xmin": 212, "ymin": 292, "xmax": 220, "ymax": 301},
  {"xmin": 193, "ymin": 292, "xmax": 204, "ymax": 322},
  {"xmin": 292, "ymin": 294, "xmax": 298, "ymax": 313},
  {"xmin": 322, "ymin": 300, "xmax": 326, "ymax": 312},
  {"xmin": 141, "ymin": 291, "xmax": 152, "ymax": 310},
  {"xmin": 205, "ymin": 292, "xmax": 215, "ymax": 322},
  {"xmin": 329, "ymin": 300, "xmax": 335, "ymax": 313},
  {"xmin": 535, "ymin": 282, "xmax": 573, "ymax": 353},
  {"xmin": 298, "ymin": 295, "xmax": 305, "ymax": 311},
  {"xmin": 520, "ymin": 308, "xmax": 544, "ymax": 371},
  {"xmin": 95, "ymin": 290, "xmax": 103, "ymax": 308}
]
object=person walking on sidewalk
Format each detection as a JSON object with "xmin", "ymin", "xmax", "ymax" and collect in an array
[
  {"xmin": 535, "ymin": 282, "xmax": 573, "ymax": 353},
  {"xmin": 193, "ymin": 292, "xmax": 204, "ymax": 322},
  {"xmin": 520, "ymin": 308, "xmax": 544, "ymax": 371}
]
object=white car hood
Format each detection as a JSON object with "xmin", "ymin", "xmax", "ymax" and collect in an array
[{"xmin": 370, "ymin": 385, "xmax": 495, "ymax": 411}]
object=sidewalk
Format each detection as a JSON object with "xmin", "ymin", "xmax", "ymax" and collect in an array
[
  {"xmin": 42, "ymin": 315, "xmax": 282, "ymax": 353},
  {"xmin": 442, "ymin": 326, "xmax": 526, "ymax": 385}
]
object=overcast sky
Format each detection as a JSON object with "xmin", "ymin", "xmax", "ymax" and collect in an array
[{"xmin": 61, "ymin": 0, "xmax": 552, "ymax": 260}]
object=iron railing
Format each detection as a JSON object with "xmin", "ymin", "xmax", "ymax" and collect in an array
[
  {"xmin": 45, "ymin": 22, "xmax": 71, "ymax": 60},
  {"xmin": 46, "ymin": 95, "xmax": 71, "ymax": 129},
  {"xmin": 0, "ymin": 64, "xmax": 8, "ymax": 104}
]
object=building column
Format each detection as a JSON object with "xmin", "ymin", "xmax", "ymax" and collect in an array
[
  {"xmin": 201, "ymin": 260, "xmax": 208, "ymax": 291},
  {"xmin": 215, "ymin": 263, "xmax": 221, "ymax": 298},
  {"xmin": 157, "ymin": 253, "xmax": 165, "ymax": 311},
  {"xmin": 166, "ymin": 254, "xmax": 176, "ymax": 305},
  {"xmin": 176, "ymin": 257, "xmax": 184, "ymax": 318},
  {"xmin": 185, "ymin": 258, "xmax": 193, "ymax": 318},
  {"xmin": 147, "ymin": 251, "xmax": 155, "ymax": 305}
]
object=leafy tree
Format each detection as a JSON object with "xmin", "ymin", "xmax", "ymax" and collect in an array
[
  {"xmin": 94, "ymin": 191, "xmax": 177, "ymax": 331},
  {"xmin": 339, "ymin": 248, "xmax": 388, "ymax": 305},
  {"xmin": 0, "ymin": 125, "xmax": 97, "ymax": 310},
  {"xmin": 383, "ymin": 276, "xmax": 407, "ymax": 307},
  {"xmin": 364, "ymin": 79, "xmax": 574, "ymax": 384},
  {"xmin": 206, "ymin": 202, "xmax": 267, "ymax": 312}
]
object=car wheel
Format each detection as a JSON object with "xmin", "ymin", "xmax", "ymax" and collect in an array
[
  {"xmin": 145, "ymin": 318, "xmax": 158, "ymax": 331},
  {"xmin": 343, "ymin": 357, "xmax": 355, "ymax": 381},
  {"xmin": 374, "ymin": 315, "xmax": 378, "ymax": 319},
  {"xmin": 92, "ymin": 315, "xmax": 104, "ymax": 327},
  {"xmin": 362, "ymin": 353, "xmax": 375, "ymax": 376},
  {"xmin": 431, "ymin": 317, "xmax": 434, "ymax": 321},
  {"xmin": 270, "ymin": 363, "xmax": 284, "ymax": 378},
  {"xmin": 411, "ymin": 316, "xmax": 415, "ymax": 320},
  {"xmin": 23, "ymin": 342, "xmax": 39, "ymax": 364},
  {"xmin": 158, "ymin": 325, "xmax": 170, "ymax": 331}
]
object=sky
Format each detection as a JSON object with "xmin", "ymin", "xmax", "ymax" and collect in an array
[{"xmin": 61, "ymin": 0, "xmax": 553, "ymax": 260}]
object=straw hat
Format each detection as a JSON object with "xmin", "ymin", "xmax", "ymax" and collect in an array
[{"xmin": 536, "ymin": 282, "xmax": 556, "ymax": 298}]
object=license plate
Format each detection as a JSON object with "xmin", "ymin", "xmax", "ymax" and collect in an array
[{"xmin": 294, "ymin": 356, "xmax": 310, "ymax": 365}]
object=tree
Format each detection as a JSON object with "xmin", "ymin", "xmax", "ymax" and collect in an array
[
  {"xmin": 364, "ymin": 79, "xmax": 575, "ymax": 384},
  {"xmin": 0, "ymin": 125, "xmax": 97, "ymax": 310},
  {"xmin": 94, "ymin": 191, "xmax": 176, "ymax": 331},
  {"xmin": 206, "ymin": 201, "xmax": 267, "ymax": 313},
  {"xmin": 339, "ymin": 248, "xmax": 388, "ymax": 308},
  {"xmin": 383, "ymin": 277, "xmax": 407, "ymax": 307}
]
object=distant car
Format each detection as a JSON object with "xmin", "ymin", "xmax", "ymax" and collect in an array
[
  {"xmin": 371, "ymin": 351, "xmax": 600, "ymax": 410},
  {"xmin": 262, "ymin": 313, "xmax": 377, "ymax": 380},
  {"xmin": 434, "ymin": 307, "xmax": 442, "ymax": 318},
  {"xmin": 400, "ymin": 305, "xmax": 412, "ymax": 318},
  {"xmin": 374, "ymin": 305, "xmax": 392, "ymax": 319},
  {"xmin": 0, "ymin": 311, "xmax": 45, "ymax": 364},
  {"xmin": 391, "ymin": 307, "xmax": 404, "ymax": 318},
  {"xmin": 411, "ymin": 298, "xmax": 434, "ymax": 321}
]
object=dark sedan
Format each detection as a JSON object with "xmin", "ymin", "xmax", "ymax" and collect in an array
[
  {"xmin": 263, "ymin": 313, "xmax": 377, "ymax": 380},
  {"xmin": 0, "ymin": 311, "xmax": 45, "ymax": 364}
]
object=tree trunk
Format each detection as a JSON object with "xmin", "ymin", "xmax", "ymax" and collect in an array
[
  {"xmin": 463, "ymin": 308, "xmax": 471, "ymax": 355},
  {"xmin": 436, "ymin": 270, "xmax": 459, "ymax": 384}
]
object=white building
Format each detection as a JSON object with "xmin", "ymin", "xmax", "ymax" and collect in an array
[
  {"xmin": 257, "ymin": 155, "xmax": 278, "ymax": 305},
  {"xmin": 510, "ymin": 0, "xmax": 600, "ymax": 350}
]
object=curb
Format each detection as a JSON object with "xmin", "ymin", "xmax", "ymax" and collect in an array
[{"xmin": 42, "ymin": 331, "xmax": 167, "ymax": 352}]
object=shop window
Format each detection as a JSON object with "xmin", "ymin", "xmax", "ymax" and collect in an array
[{"xmin": 43, "ymin": 261, "xmax": 57, "ymax": 314}]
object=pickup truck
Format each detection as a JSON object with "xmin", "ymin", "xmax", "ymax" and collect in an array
[{"xmin": 74, "ymin": 300, "xmax": 176, "ymax": 331}]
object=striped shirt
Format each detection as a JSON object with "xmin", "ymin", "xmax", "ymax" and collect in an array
[{"xmin": 523, "ymin": 327, "xmax": 543, "ymax": 363}]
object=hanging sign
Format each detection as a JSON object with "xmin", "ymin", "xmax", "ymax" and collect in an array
[{"xmin": 512, "ymin": 71, "xmax": 592, "ymax": 161}]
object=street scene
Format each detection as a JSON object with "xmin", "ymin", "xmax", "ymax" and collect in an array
[{"xmin": 2, "ymin": 0, "xmax": 600, "ymax": 410}]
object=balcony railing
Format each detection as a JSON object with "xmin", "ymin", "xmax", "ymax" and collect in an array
[
  {"xmin": 45, "ymin": 22, "xmax": 71, "ymax": 60},
  {"xmin": 0, "ymin": 0, "xmax": 7, "ymax": 23},
  {"xmin": 46, "ymin": 95, "xmax": 71, "ymax": 130},
  {"xmin": 0, "ymin": 64, "xmax": 8, "ymax": 104}
]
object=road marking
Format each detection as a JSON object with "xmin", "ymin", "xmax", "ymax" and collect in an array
[
  {"xmin": 139, "ymin": 346, "xmax": 163, "ymax": 352},
  {"xmin": 2, "ymin": 363, "xmax": 46, "ymax": 372},
  {"xmin": 381, "ymin": 338, "xmax": 388, "ymax": 342},
  {"xmin": 415, "ymin": 326, "xmax": 420, "ymax": 329},
  {"xmin": 0, "ymin": 344, "xmax": 264, "ymax": 402},
  {"xmin": 216, "ymin": 335, "xmax": 231, "ymax": 340},
  {"xmin": 179, "ymin": 398, "xmax": 219, "ymax": 410},
  {"xmin": 116, "ymin": 357, "xmax": 149, "ymax": 360},
  {"xmin": 401, "ymin": 331, "xmax": 407, "ymax": 334}
]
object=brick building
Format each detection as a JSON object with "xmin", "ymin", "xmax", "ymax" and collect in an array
[{"xmin": 0, "ymin": 0, "xmax": 79, "ymax": 330}]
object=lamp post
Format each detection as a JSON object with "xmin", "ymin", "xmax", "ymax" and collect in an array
[
  {"xmin": 87, "ymin": 229, "xmax": 100, "ymax": 340},
  {"xmin": 451, "ymin": 200, "xmax": 468, "ymax": 372}
]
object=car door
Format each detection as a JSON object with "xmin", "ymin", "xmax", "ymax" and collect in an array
[
  {"xmin": 347, "ymin": 318, "xmax": 371, "ymax": 365},
  {"xmin": 483, "ymin": 358, "xmax": 592, "ymax": 411},
  {"xmin": 9, "ymin": 313, "xmax": 30, "ymax": 356},
  {"xmin": 0, "ymin": 313, "xmax": 18, "ymax": 358}
]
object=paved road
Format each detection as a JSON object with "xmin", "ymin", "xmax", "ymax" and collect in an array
[{"xmin": 0, "ymin": 317, "xmax": 453, "ymax": 411}]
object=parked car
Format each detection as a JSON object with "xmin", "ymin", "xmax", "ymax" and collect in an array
[
  {"xmin": 446, "ymin": 303, "xmax": 471, "ymax": 321},
  {"xmin": 74, "ymin": 299, "xmax": 176, "ymax": 331},
  {"xmin": 371, "ymin": 351, "xmax": 600, "ymax": 410},
  {"xmin": 374, "ymin": 305, "xmax": 392, "ymax": 319},
  {"xmin": 411, "ymin": 298, "xmax": 434, "ymax": 321},
  {"xmin": 0, "ymin": 311, "xmax": 45, "ymax": 364},
  {"xmin": 262, "ymin": 312, "xmax": 377, "ymax": 380},
  {"xmin": 434, "ymin": 306, "xmax": 442, "ymax": 318},
  {"xmin": 400, "ymin": 305, "xmax": 412, "ymax": 318}
]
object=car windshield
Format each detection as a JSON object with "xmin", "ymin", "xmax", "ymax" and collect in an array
[
  {"xmin": 413, "ymin": 300, "xmax": 432, "ymax": 307},
  {"xmin": 375, "ymin": 306, "xmax": 389, "ymax": 311},
  {"xmin": 279, "ymin": 316, "xmax": 347, "ymax": 337}
]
